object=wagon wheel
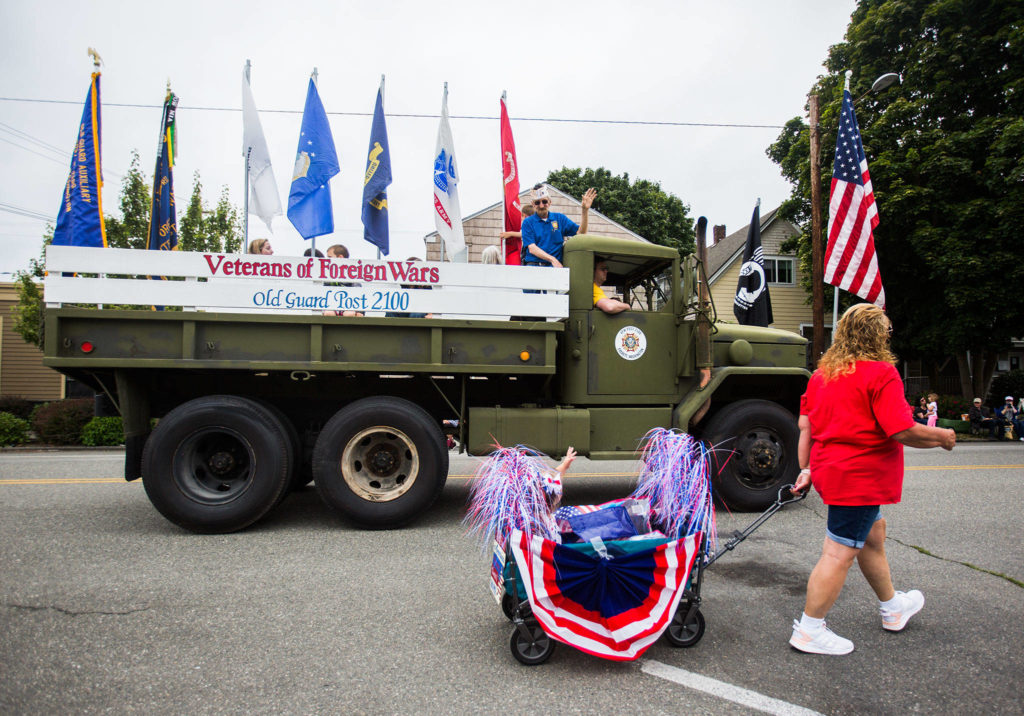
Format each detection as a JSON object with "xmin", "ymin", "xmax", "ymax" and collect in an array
[
  {"xmin": 664, "ymin": 605, "xmax": 705, "ymax": 648},
  {"xmin": 510, "ymin": 620, "xmax": 555, "ymax": 665}
]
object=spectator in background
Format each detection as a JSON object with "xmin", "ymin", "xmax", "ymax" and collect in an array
[
  {"xmin": 327, "ymin": 244, "xmax": 349, "ymax": 259},
  {"xmin": 912, "ymin": 397, "xmax": 928, "ymax": 425},
  {"xmin": 1015, "ymin": 396, "xmax": 1024, "ymax": 441},
  {"xmin": 248, "ymin": 238, "xmax": 273, "ymax": 255},
  {"xmin": 481, "ymin": 245, "xmax": 502, "ymax": 265},
  {"xmin": 998, "ymin": 396, "xmax": 1018, "ymax": 441},
  {"xmin": 303, "ymin": 248, "xmax": 324, "ymax": 258},
  {"xmin": 521, "ymin": 187, "xmax": 596, "ymax": 268},
  {"xmin": 925, "ymin": 393, "xmax": 938, "ymax": 427},
  {"xmin": 968, "ymin": 398, "xmax": 999, "ymax": 439}
]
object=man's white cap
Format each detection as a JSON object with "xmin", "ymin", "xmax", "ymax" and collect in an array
[
  {"xmin": 1006, "ymin": 395, "xmax": 1014, "ymax": 401},
  {"xmin": 532, "ymin": 187, "xmax": 550, "ymax": 202}
]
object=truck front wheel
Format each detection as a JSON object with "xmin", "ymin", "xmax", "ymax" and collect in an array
[
  {"xmin": 313, "ymin": 397, "xmax": 448, "ymax": 528},
  {"xmin": 702, "ymin": 399, "xmax": 798, "ymax": 511},
  {"xmin": 141, "ymin": 396, "xmax": 293, "ymax": 533}
]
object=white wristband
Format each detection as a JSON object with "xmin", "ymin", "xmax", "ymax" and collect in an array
[{"xmin": 799, "ymin": 468, "xmax": 811, "ymax": 474}]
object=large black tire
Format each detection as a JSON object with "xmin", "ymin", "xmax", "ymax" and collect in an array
[
  {"xmin": 702, "ymin": 399, "xmax": 799, "ymax": 511},
  {"xmin": 313, "ymin": 397, "xmax": 448, "ymax": 528},
  {"xmin": 256, "ymin": 400, "xmax": 308, "ymax": 494},
  {"xmin": 141, "ymin": 395, "xmax": 292, "ymax": 533}
]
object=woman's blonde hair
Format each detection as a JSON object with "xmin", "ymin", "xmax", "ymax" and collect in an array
[
  {"xmin": 248, "ymin": 238, "xmax": 268, "ymax": 254},
  {"xmin": 817, "ymin": 303, "xmax": 896, "ymax": 380}
]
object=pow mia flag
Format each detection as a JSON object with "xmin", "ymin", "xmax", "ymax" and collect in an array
[{"xmin": 733, "ymin": 203, "xmax": 773, "ymax": 327}]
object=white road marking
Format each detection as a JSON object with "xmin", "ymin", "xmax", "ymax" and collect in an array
[{"xmin": 641, "ymin": 659, "xmax": 823, "ymax": 716}]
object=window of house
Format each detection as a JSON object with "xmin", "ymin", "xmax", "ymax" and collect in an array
[{"xmin": 764, "ymin": 257, "xmax": 794, "ymax": 285}]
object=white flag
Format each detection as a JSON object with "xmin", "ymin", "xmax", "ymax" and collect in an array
[
  {"xmin": 242, "ymin": 69, "xmax": 282, "ymax": 232},
  {"xmin": 432, "ymin": 85, "xmax": 465, "ymax": 257}
]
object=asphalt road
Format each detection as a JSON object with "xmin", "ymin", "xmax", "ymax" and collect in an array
[{"xmin": 1, "ymin": 444, "xmax": 1022, "ymax": 715}]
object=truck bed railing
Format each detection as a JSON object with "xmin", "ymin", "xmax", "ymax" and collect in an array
[{"xmin": 44, "ymin": 246, "xmax": 569, "ymax": 320}]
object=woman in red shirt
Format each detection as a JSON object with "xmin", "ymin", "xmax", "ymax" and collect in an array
[{"xmin": 789, "ymin": 304, "xmax": 956, "ymax": 655}]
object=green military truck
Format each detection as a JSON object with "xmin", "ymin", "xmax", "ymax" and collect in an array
[{"xmin": 43, "ymin": 234, "xmax": 809, "ymax": 533}]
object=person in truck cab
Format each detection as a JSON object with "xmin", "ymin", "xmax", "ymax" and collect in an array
[{"xmin": 592, "ymin": 258, "xmax": 630, "ymax": 314}]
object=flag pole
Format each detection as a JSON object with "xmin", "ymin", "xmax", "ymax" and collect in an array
[
  {"xmin": 831, "ymin": 72, "xmax": 853, "ymax": 329},
  {"xmin": 311, "ymin": 67, "xmax": 319, "ymax": 257},
  {"xmin": 500, "ymin": 89, "xmax": 507, "ymax": 263},
  {"xmin": 377, "ymin": 74, "xmax": 385, "ymax": 261},
  {"xmin": 243, "ymin": 60, "xmax": 251, "ymax": 254}
]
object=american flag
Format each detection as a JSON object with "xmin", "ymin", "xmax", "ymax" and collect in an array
[{"xmin": 825, "ymin": 88, "xmax": 885, "ymax": 307}]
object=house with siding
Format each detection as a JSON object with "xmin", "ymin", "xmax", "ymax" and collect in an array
[
  {"xmin": 423, "ymin": 182, "xmax": 647, "ymax": 262},
  {"xmin": 706, "ymin": 207, "xmax": 818, "ymax": 342},
  {"xmin": 0, "ymin": 282, "xmax": 64, "ymax": 400}
]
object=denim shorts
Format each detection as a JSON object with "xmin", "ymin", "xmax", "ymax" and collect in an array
[{"xmin": 826, "ymin": 505, "xmax": 882, "ymax": 549}]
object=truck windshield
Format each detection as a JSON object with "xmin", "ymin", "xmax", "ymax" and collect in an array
[{"xmin": 602, "ymin": 257, "xmax": 674, "ymax": 312}]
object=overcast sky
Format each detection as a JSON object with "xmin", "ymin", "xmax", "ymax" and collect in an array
[{"xmin": 0, "ymin": 0, "xmax": 857, "ymax": 276}]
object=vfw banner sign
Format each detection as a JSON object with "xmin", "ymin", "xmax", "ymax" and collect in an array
[{"xmin": 43, "ymin": 246, "xmax": 568, "ymax": 319}]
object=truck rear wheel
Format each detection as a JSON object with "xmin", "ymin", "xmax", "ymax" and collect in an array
[
  {"xmin": 313, "ymin": 397, "xmax": 448, "ymax": 528},
  {"xmin": 703, "ymin": 399, "xmax": 798, "ymax": 511},
  {"xmin": 142, "ymin": 395, "xmax": 293, "ymax": 533}
]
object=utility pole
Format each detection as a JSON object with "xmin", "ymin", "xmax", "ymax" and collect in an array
[{"xmin": 809, "ymin": 93, "xmax": 824, "ymax": 364}]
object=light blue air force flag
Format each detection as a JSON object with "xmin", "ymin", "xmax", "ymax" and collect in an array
[
  {"xmin": 361, "ymin": 85, "xmax": 392, "ymax": 255},
  {"xmin": 53, "ymin": 72, "xmax": 107, "ymax": 247},
  {"xmin": 287, "ymin": 79, "xmax": 340, "ymax": 240}
]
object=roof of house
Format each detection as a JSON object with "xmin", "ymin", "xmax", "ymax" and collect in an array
[
  {"xmin": 423, "ymin": 182, "xmax": 649, "ymax": 243},
  {"xmin": 706, "ymin": 206, "xmax": 785, "ymax": 283}
]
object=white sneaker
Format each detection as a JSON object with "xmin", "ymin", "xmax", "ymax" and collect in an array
[
  {"xmin": 880, "ymin": 590, "xmax": 925, "ymax": 631},
  {"xmin": 789, "ymin": 620, "xmax": 854, "ymax": 655}
]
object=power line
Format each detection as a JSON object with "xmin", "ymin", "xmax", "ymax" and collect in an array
[
  {"xmin": 0, "ymin": 135, "xmax": 71, "ymax": 167},
  {"xmin": 0, "ymin": 123, "xmax": 124, "ymax": 180},
  {"xmin": 0, "ymin": 95, "xmax": 787, "ymax": 130},
  {"xmin": 0, "ymin": 202, "xmax": 53, "ymax": 222},
  {"xmin": 0, "ymin": 120, "xmax": 68, "ymax": 155}
]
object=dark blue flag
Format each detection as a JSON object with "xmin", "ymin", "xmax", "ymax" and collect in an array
[
  {"xmin": 288, "ymin": 79, "xmax": 339, "ymax": 240},
  {"xmin": 53, "ymin": 72, "xmax": 107, "ymax": 248},
  {"xmin": 732, "ymin": 203, "xmax": 773, "ymax": 327},
  {"xmin": 361, "ymin": 86, "xmax": 392, "ymax": 255},
  {"xmin": 147, "ymin": 91, "xmax": 179, "ymax": 252}
]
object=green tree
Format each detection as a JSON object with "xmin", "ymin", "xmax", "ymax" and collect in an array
[
  {"xmin": 766, "ymin": 0, "xmax": 1024, "ymax": 399},
  {"xmin": 104, "ymin": 149, "xmax": 150, "ymax": 249},
  {"xmin": 206, "ymin": 186, "xmax": 242, "ymax": 254},
  {"xmin": 179, "ymin": 172, "xmax": 212, "ymax": 252},
  {"xmin": 545, "ymin": 167, "xmax": 695, "ymax": 257},
  {"xmin": 11, "ymin": 228, "xmax": 49, "ymax": 347},
  {"xmin": 179, "ymin": 174, "xmax": 241, "ymax": 253}
]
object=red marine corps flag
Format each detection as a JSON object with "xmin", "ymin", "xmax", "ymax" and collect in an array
[
  {"xmin": 499, "ymin": 92, "xmax": 522, "ymax": 265},
  {"xmin": 826, "ymin": 73, "xmax": 885, "ymax": 307}
]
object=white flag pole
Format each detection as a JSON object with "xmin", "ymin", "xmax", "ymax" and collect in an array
[
  {"xmin": 242, "ymin": 60, "xmax": 251, "ymax": 254},
  {"xmin": 500, "ymin": 89, "xmax": 507, "ymax": 263}
]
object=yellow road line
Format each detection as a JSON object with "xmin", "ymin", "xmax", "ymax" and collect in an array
[{"xmin": 1, "ymin": 465, "xmax": 1020, "ymax": 486}]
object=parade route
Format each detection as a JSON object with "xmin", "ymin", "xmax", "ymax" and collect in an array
[{"xmin": 1, "ymin": 444, "xmax": 1022, "ymax": 714}]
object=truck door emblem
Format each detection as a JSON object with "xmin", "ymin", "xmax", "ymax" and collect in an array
[{"xmin": 614, "ymin": 326, "xmax": 647, "ymax": 360}]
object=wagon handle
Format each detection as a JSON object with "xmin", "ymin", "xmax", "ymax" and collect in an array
[{"xmin": 705, "ymin": 484, "xmax": 806, "ymax": 567}]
